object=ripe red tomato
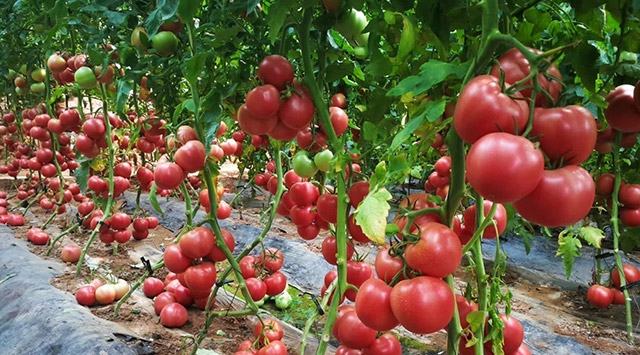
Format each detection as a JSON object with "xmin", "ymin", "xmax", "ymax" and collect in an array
[
  {"xmin": 454, "ymin": 75, "xmax": 529, "ymax": 144},
  {"xmin": 375, "ymin": 245, "xmax": 404, "ymax": 284},
  {"xmin": 240, "ymin": 255, "xmax": 261, "ymax": 278},
  {"xmin": 184, "ymin": 261, "xmax": 217, "ymax": 290},
  {"xmin": 82, "ymin": 118, "xmax": 106, "ymax": 139},
  {"xmin": 336, "ymin": 310, "xmax": 377, "ymax": 349},
  {"xmin": 605, "ymin": 85, "xmax": 640, "ymax": 133},
  {"xmin": 268, "ymin": 119, "xmax": 299, "ymax": 141},
  {"xmin": 328, "ymin": 106, "xmax": 349, "ymax": 136},
  {"xmin": 596, "ymin": 173, "xmax": 615, "ymax": 195},
  {"xmin": 513, "ymin": 166, "xmax": 595, "ymax": 227},
  {"xmin": 531, "ymin": 106, "xmax": 597, "ymax": 165},
  {"xmin": 175, "ymin": 140, "xmax": 207, "ymax": 173},
  {"xmin": 245, "ymin": 277, "xmax": 267, "ymax": 301},
  {"xmin": 348, "ymin": 214, "xmax": 369, "ymax": 243},
  {"xmin": 289, "ymin": 182, "xmax": 320, "ymax": 206},
  {"xmin": 254, "ymin": 318, "xmax": 284, "ymax": 344},
  {"xmin": 404, "ymin": 222, "xmax": 462, "ymax": 278},
  {"xmin": 355, "ymin": 278, "xmax": 398, "ymax": 331},
  {"xmin": 331, "ymin": 93, "xmax": 347, "ymax": 108},
  {"xmin": 264, "ymin": 271, "xmax": 287, "ymax": 296},
  {"xmin": 238, "ymin": 104, "xmax": 278, "ymax": 135},
  {"xmin": 297, "ymin": 223, "xmax": 320, "ymax": 240},
  {"xmin": 164, "ymin": 244, "xmax": 193, "ymax": 273},
  {"xmin": 389, "ymin": 276, "xmax": 454, "ymax": 334},
  {"xmin": 166, "ymin": 280, "xmax": 194, "ymax": 306},
  {"xmin": 154, "ymin": 162, "xmax": 184, "ymax": 190},
  {"xmin": 207, "ymin": 229, "xmax": 235, "ymax": 262},
  {"xmin": 466, "ymin": 132, "xmax": 545, "ymax": 203},
  {"xmin": 611, "ymin": 287, "xmax": 626, "ymax": 305},
  {"xmin": 217, "ymin": 200, "xmax": 231, "ymax": 219},
  {"xmin": 179, "ymin": 227, "xmax": 215, "ymax": 259},
  {"xmin": 345, "ymin": 261, "xmax": 375, "ymax": 301},
  {"xmin": 154, "ymin": 292, "xmax": 177, "ymax": 315},
  {"xmin": 611, "ymin": 264, "xmax": 640, "ymax": 287},
  {"xmin": 456, "ymin": 295, "xmax": 479, "ymax": 329},
  {"xmin": 143, "ymin": 277, "xmax": 165, "ymax": 297},
  {"xmin": 587, "ymin": 284, "xmax": 613, "ymax": 308},
  {"xmin": 362, "ymin": 333, "xmax": 402, "ymax": 355},
  {"xmin": 463, "ymin": 201, "xmax": 507, "ymax": 239},
  {"xmin": 76, "ymin": 285, "xmax": 96, "ymax": 306},
  {"xmin": 60, "ymin": 245, "xmax": 81, "ymax": 262},
  {"xmin": 290, "ymin": 205, "xmax": 317, "ymax": 226},
  {"xmin": 284, "ymin": 170, "xmax": 303, "ymax": 188},
  {"xmin": 619, "ymin": 184, "xmax": 640, "ymax": 208},
  {"xmin": 491, "ymin": 314, "xmax": 525, "ymax": 354},
  {"xmin": 147, "ymin": 216, "xmax": 159, "ymax": 228},
  {"xmin": 258, "ymin": 248, "xmax": 284, "ymax": 272},
  {"xmin": 258, "ymin": 55, "xmax": 294, "ymax": 90},
  {"xmin": 620, "ymin": 207, "xmax": 640, "ymax": 227},
  {"xmin": 160, "ymin": 302, "xmax": 188, "ymax": 328},
  {"xmin": 348, "ymin": 181, "xmax": 369, "ymax": 208},
  {"xmin": 490, "ymin": 47, "xmax": 562, "ymax": 107},
  {"xmin": 109, "ymin": 212, "xmax": 131, "ymax": 230},
  {"xmin": 322, "ymin": 236, "xmax": 355, "ymax": 265},
  {"xmin": 335, "ymin": 346, "xmax": 362, "ymax": 355},
  {"xmin": 246, "ymin": 84, "xmax": 281, "ymax": 118},
  {"xmin": 256, "ymin": 340, "xmax": 287, "ymax": 355},
  {"xmin": 317, "ymin": 194, "xmax": 338, "ymax": 223},
  {"xmin": 279, "ymin": 92, "xmax": 315, "ymax": 130}
]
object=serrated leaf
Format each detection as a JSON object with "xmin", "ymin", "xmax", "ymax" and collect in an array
[
  {"xmin": 396, "ymin": 14, "xmax": 416, "ymax": 61},
  {"xmin": 579, "ymin": 226, "xmax": 604, "ymax": 248},
  {"xmin": 354, "ymin": 188, "xmax": 392, "ymax": 244},
  {"xmin": 115, "ymin": 81, "xmax": 133, "ymax": 114},
  {"xmin": 145, "ymin": 0, "xmax": 180, "ymax": 39},
  {"xmin": 73, "ymin": 161, "xmax": 90, "ymax": 194},
  {"xmin": 467, "ymin": 310, "xmax": 487, "ymax": 332},
  {"xmin": 266, "ymin": 0, "xmax": 296, "ymax": 44},
  {"xmin": 556, "ymin": 233, "xmax": 582, "ymax": 279},
  {"xmin": 149, "ymin": 183, "xmax": 165, "ymax": 216},
  {"xmin": 387, "ymin": 60, "xmax": 469, "ymax": 96}
]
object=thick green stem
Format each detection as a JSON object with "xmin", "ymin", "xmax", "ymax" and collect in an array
[
  {"xmin": 472, "ymin": 194, "xmax": 488, "ymax": 355},
  {"xmin": 114, "ymin": 260, "xmax": 164, "ymax": 317},
  {"xmin": 446, "ymin": 274, "xmax": 463, "ymax": 355},
  {"xmin": 611, "ymin": 132, "xmax": 634, "ymax": 343}
]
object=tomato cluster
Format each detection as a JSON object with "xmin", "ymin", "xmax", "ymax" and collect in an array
[
  {"xmin": 234, "ymin": 318, "xmax": 287, "ymax": 355},
  {"xmin": 75, "ymin": 278, "xmax": 130, "ymax": 307},
  {"xmin": 239, "ymin": 248, "xmax": 287, "ymax": 301},
  {"xmin": 457, "ymin": 49, "xmax": 596, "ymax": 228},
  {"xmin": 587, "ymin": 264, "xmax": 640, "ymax": 308},
  {"xmin": 596, "ymin": 173, "xmax": 640, "ymax": 227},
  {"xmin": 333, "ymin": 304, "xmax": 401, "ymax": 354}
]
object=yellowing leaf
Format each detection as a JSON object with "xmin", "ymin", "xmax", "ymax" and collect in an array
[
  {"xmin": 354, "ymin": 187, "xmax": 392, "ymax": 244},
  {"xmin": 90, "ymin": 158, "xmax": 105, "ymax": 171},
  {"xmin": 579, "ymin": 226, "xmax": 604, "ymax": 248}
]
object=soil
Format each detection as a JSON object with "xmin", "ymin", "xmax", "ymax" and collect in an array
[{"xmin": 2, "ymin": 165, "xmax": 640, "ymax": 355}]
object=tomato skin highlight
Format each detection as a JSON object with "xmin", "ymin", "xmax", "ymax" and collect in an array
[
  {"xmin": 513, "ymin": 165, "xmax": 595, "ymax": 227},
  {"xmin": 390, "ymin": 276, "xmax": 455, "ymax": 334},
  {"xmin": 454, "ymin": 75, "xmax": 529, "ymax": 144},
  {"xmin": 466, "ymin": 132, "xmax": 545, "ymax": 204}
]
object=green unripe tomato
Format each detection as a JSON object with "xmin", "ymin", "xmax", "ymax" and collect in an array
[
  {"xmin": 30, "ymin": 82, "xmax": 45, "ymax": 93},
  {"xmin": 334, "ymin": 9, "xmax": 368, "ymax": 43},
  {"xmin": 31, "ymin": 68, "xmax": 46, "ymax": 82},
  {"xmin": 74, "ymin": 66, "xmax": 97, "ymax": 89},
  {"xmin": 6, "ymin": 69, "xmax": 17, "ymax": 80},
  {"xmin": 353, "ymin": 46, "xmax": 369, "ymax": 59},
  {"xmin": 152, "ymin": 31, "xmax": 179, "ymax": 57},
  {"xmin": 293, "ymin": 151, "xmax": 318, "ymax": 178},
  {"xmin": 20, "ymin": 64, "xmax": 29, "ymax": 76},
  {"xmin": 15, "ymin": 86, "xmax": 26, "ymax": 95},
  {"xmin": 314, "ymin": 150, "xmax": 333, "ymax": 172},
  {"xmin": 275, "ymin": 289, "xmax": 292, "ymax": 309}
]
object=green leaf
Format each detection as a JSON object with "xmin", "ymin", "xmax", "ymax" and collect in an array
[
  {"xmin": 365, "ymin": 52, "xmax": 392, "ymax": 76},
  {"xmin": 354, "ymin": 187, "xmax": 392, "ymax": 244},
  {"xmin": 578, "ymin": 226, "xmax": 604, "ymax": 248},
  {"xmin": 556, "ymin": 233, "xmax": 582, "ymax": 279},
  {"xmin": 182, "ymin": 52, "xmax": 210, "ymax": 88},
  {"xmin": 620, "ymin": 227, "xmax": 640, "ymax": 252},
  {"xmin": 396, "ymin": 14, "xmax": 416, "ymax": 61},
  {"xmin": 115, "ymin": 80, "xmax": 133, "ymax": 114},
  {"xmin": 178, "ymin": 0, "xmax": 199, "ymax": 24},
  {"xmin": 145, "ymin": 0, "xmax": 180, "ymax": 39},
  {"xmin": 73, "ymin": 161, "xmax": 90, "ymax": 194},
  {"xmin": 389, "ymin": 154, "xmax": 410, "ymax": 180},
  {"xmin": 565, "ymin": 42, "xmax": 600, "ymax": 92},
  {"xmin": 201, "ymin": 92, "xmax": 222, "ymax": 149},
  {"xmin": 616, "ymin": 63, "xmax": 640, "ymax": 79},
  {"xmin": 467, "ymin": 310, "xmax": 487, "ymax": 332},
  {"xmin": 389, "ymin": 99, "xmax": 445, "ymax": 151},
  {"xmin": 325, "ymin": 61, "xmax": 355, "ymax": 83},
  {"xmin": 266, "ymin": 0, "xmax": 296, "ymax": 44},
  {"xmin": 387, "ymin": 60, "xmax": 469, "ymax": 96},
  {"xmin": 149, "ymin": 183, "xmax": 165, "ymax": 216}
]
